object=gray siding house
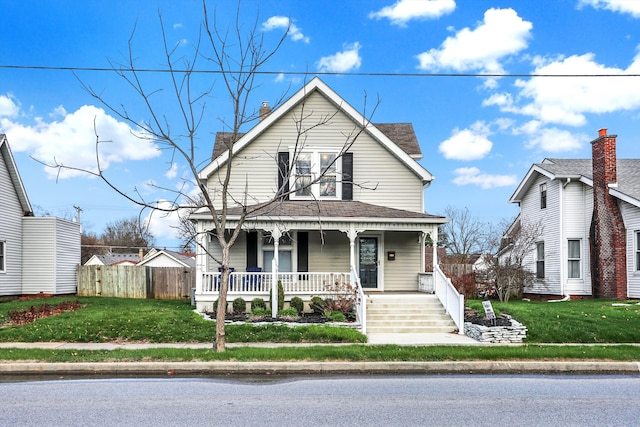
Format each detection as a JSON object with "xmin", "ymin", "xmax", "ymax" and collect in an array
[
  {"xmin": 508, "ymin": 129, "xmax": 640, "ymax": 299},
  {"xmin": 0, "ymin": 134, "xmax": 81, "ymax": 296}
]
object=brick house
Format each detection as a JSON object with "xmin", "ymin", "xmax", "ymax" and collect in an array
[{"xmin": 508, "ymin": 129, "xmax": 640, "ymax": 299}]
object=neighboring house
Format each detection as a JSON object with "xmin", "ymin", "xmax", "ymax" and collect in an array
[
  {"xmin": 138, "ymin": 249, "xmax": 195, "ymax": 269},
  {"xmin": 191, "ymin": 77, "xmax": 447, "ymax": 312},
  {"xmin": 84, "ymin": 253, "xmax": 141, "ymax": 266},
  {"xmin": 508, "ymin": 128, "xmax": 640, "ymax": 299},
  {"xmin": 0, "ymin": 134, "xmax": 81, "ymax": 296}
]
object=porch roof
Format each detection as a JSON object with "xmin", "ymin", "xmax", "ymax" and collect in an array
[{"xmin": 191, "ymin": 200, "xmax": 447, "ymax": 229}]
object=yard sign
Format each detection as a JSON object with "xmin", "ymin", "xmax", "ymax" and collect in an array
[{"xmin": 482, "ymin": 300, "xmax": 496, "ymax": 320}]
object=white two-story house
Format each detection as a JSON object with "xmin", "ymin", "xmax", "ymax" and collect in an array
[
  {"xmin": 190, "ymin": 78, "xmax": 459, "ymax": 330},
  {"xmin": 508, "ymin": 129, "xmax": 640, "ymax": 299}
]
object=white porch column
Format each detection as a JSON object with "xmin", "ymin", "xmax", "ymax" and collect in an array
[
  {"xmin": 270, "ymin": 228, "xmax": 282, "ymax": 318},
  {"xmin": 194, "ymin": 221, "xmax": 207, "ymax": 295},
  {"xmin": 431, "ymin": 225, "xmax": 439, "ymax": 269},
  {"xmin": 341, "ymin": 225, "xmax": 361, "ymax": 272}
]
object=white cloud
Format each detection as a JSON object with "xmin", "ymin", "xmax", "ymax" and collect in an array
[
  {"xmin": 165, "ymin": 162, "xmax": 178, "ymax": 179},
  {"xmin": 145, "ymin": 200, "xmax": 182, "ymax": 242},
  {"xmin": 0, "ymin": 94, "xmax": 20, "ymax": 117},
  {"xmin": 485, "ymin": 50, "xmax": 640, "ymax": 126},
  {"xmin": 0, "ymin": 103, "xmax": 160, "ymax": 179},
  {"xmin": 578, "ymin": 0, "xmax": 640, "ymax": 17},
  {"xmin": 438, "ymin": 121, "xmax": 493, "ymax": 161},
  {"xmin": 369, "ymin": 0, "xmax": 455, "ymax": 26},
  {"xmin": 517, "ymin": 123, "xmax": 586, "ymax": 152},
  {"xmin": 262, "ymin": 16, "xmax": 310, "ymax": 43},
  {"xmin": 452, "ymin": 167, "xmax": 517, "ymax": 189},
  {"xmin": 416, "ymin": 8, "xmax": 532, "ymax": 73},
  {"xmin": 317, "ymin": 42, "xmax": 362, "ymax": 73}
]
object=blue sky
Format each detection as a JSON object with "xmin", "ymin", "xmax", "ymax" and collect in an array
[{"xmin": 2, "ymin": 0, "xmax": 640, "ymax": 250}]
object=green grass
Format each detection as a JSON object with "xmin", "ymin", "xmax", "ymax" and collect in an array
[
  {"xmin": 0, "ymin": 344, "xmax": 639, "ymax": 363},
  {"xmin": 466, "ymin": 299, "xmax": 640, "ymax": 343},
  {"xmin": 0, "ymin": 297, "xmax": 365, "ymax": 344}
]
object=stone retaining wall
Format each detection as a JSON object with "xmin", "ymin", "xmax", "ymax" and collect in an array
[{"xmin": 464, "ymin": 315, "xmax": 527, "ymax": 343}]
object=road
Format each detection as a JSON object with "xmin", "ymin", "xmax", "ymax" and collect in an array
[{"xmin": 2, "ymin": 375, "xmax": 639, "ymax": 426}]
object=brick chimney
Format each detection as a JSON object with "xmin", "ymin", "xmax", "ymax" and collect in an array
[
  {"xmin": 259, "ymin": 101, "xmax": 271, "ymax": 121},
  {"xmin": 590, "ymin": 128, "xmax": 627, "ymax": 299}
]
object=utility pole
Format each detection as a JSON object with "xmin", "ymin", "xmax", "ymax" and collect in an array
[{"xmin": 73, "ymin": 205, "xmax": 83, "ymax": 224}]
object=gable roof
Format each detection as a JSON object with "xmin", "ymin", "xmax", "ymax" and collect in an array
[
  {"xmin": 86, "ymin": 253, "xmax": 141, "ymax": 266},
  {"xmin": 0, "ymin": 134, "xmax": 32, "ymax": 214},
  {"xmin": 510, "ymin": 158, "xmax": 640, "ymax": 208},
  {"xmin": 138, "ymin": 249, "xmax": 195, "ymax": 268},
  {"xmin": 199, "ymin": 77, "xmax": 433, "ymax": 184}
]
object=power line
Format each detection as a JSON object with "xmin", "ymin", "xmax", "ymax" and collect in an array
[{"xmin": 1, "ymin": 63, "xmax": 639, "ymax": 78}]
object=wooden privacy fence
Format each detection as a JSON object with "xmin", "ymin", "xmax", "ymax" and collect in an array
[{"xmin": 77, "ymin": 265, "xmax": 194, "ymax": 300}]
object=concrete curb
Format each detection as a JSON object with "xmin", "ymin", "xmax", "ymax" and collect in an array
[{"xmin": 1, "ymin": 361, "xmax": 639, "ymax": 376}]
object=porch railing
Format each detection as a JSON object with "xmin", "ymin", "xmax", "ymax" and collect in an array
[
  {"xmin": 351, "ymin": 266, "xmax": 366, "ymax": 335},
  {"xmin": 433, "ymin": 264, "xmax": 464, "ymax": 334},
  {"xmin": 201, "ymin": 271, "xmax": 351, "ymax": 295}
]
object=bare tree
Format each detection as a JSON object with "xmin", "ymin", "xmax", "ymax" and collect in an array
[
  {"xmin": 101, "ymin": 217, "xmax": 155, "ymax": 253},
  {"xmin": 490, "ymin": 218, "xmax": 543, "ymax": 303},
  {"xmin": 41, "ymin": 2, "xmax": 377, "ymax": 351},
  {"xmin": 439, "ymin": 206, "xmax": 491, "ymax": 262}
]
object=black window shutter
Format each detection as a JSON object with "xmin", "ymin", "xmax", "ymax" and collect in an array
[
  {"xmin": 278, "ymin": 152, "xmax": 290, "ymax": 200},
  {"xmin": 342, "ymin": 152, "xmax": 353, "ymax": 200},
  {"xmin": 246, "ymin": 231, "xmax": 258, "ymax": 268},
  {"xmin": 297, "ymin": 232, "xmax": 309, "ymax": 272}
]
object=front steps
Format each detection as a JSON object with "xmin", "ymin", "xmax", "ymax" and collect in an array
[{"xmin": 365, "ymin": 293, "xmax": 458, "ymax": 334}]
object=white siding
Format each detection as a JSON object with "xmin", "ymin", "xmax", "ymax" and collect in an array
[
  {"xmin": 519, "ymin": 175, "xmax": 562, "ymax": 295},
  {"xmin": 0, "ymin": 151, "xmax": 23, "ymax": 295},
  {"xmin": 563, "ymin": 181, "xmax": 592, "ymax": 295},
  {"xmin": 206, "ymin": 91, "xmax": 425, "ymax": 213},
  {"xmin": 142, "ymin": 255, "xmax": 188, "ymax": 268},
  {"xmin": 383, "ymin": 231, "xmax": 422, "ymax": 291},
  {"xmin": 22, "ymin": 217, "xmax": 80, "ymax": 294},
  {"xmin": 621, "ymin": 201, "xmax": 640, "ymax": 298}
]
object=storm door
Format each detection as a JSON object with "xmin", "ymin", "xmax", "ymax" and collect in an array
[{"xmin": 359, "ymin": 237, "xmax": 378, "ymax": 288}]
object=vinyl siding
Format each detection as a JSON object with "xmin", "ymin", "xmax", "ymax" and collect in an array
[
  {"xmin": 382, "ymin": 231, "xmax": 422, "ymax": 291},
  {"xmin": 308, "ymin": 231, "xmax": 350, "ymax": 273},
  {"xmin": 206, "ymin": 91, "xmax": 425, "ymax": 213},
  {"xmin": 0, "ymin": 151, "xmax": 23, "ymax": 295},
  {"xmin": 22, "ymin": 217, "xmax": 81, "ymax": 294},
  {"xmin": 520, "ymin": 175, "xmax": 562, "ymax": 295},
  {"xmin": 563, "ymin": 181, "xmax": 592, "ymax": 295},
  {"xmin": 621, "ymin": 201, "xmax": 640, "ymax": 298}
]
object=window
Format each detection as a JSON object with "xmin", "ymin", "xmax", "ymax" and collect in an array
[
  {"xmin": 636, "ymin": 231, "xmax": 640, "ymax": 271},
  {"xmin": 292, "ymin": 150, "xmax": 341, "ymax": 199},
  {"xmin": 0, "ymin": 241, "xmax": 5, "ymax": 272},
  {"xmin": 568, "ymin": 239, "xmax": 581, "ymax": 279},
  {"xmin": 536, "ymin": 242, "xmax": 544, "ymax": 279},
  {"xmin": 262, "ymin": 232, "xmax": 293, "ymax": 272},
  {"xmin": 540, "ymin": 183, "xmax": 547, "ymax": 209}
]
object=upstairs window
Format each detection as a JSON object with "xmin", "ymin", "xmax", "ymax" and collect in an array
[
  {"xmin": 636, "ymin": 231, "xmax": 640, "ymax": 271},
  {"xmin": 568, "ymin": 239, "xmax": 581, "ymax": 279},
  {"xmin": 540, "ymin": 183, "xmax": 547, "ymax": 209},
  {"xmin": 536, "ymin": 242, "xmax": 545, "ymax": 279},
  {"xmin": 0, "ymin": 241, "xmax": 5, "ymax": 272},
  {"xmin": 292, "ymin": 150, "xmax": 342, "ymax": 199}
]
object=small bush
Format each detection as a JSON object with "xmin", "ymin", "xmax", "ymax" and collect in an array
[
  {"xmin": 251, "ymin": 298, "xmax": 266, "ymax": 311},
  {"xmin": 326, "ymin": 311, "xmax": 346, "ymax": 322},
  {"xmin": 250, "ymin": 307, "xmax": 270, "ymax": 316},
  {"xmin": 267, "ymin": 281, "xmax": 285, "ymax": 311},
  {"xmin": 290, "ymin": 296, "xmax": 304, "ymax": 315},
  {"xmin": 310, "ymin": 296, "xmax": 326, "ymax": 315},
  {"xmin": 278, "ymin": 307, "xmax": 299, "ymax": 317},
  {"xmin": 232, "ymin": 297, "xmax": 246, "ymax": 314}
]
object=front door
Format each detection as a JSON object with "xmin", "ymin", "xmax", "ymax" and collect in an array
[{"xmin": 359, "ymin": 237, "xmax": 378, "ymax": 288}]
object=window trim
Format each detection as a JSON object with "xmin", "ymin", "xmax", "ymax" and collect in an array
[
  {"xmin": 536, "ymin": 241, "xmax": 545, "ymax": 279},
  {"xmin": 635, "ymin": 231, "xmax": 640, "ymax": 272},
  {"xmin": 567, "ymin": 238, "xmax": 582, "ymax": 279},
  {"xmin": 540, "ymin": 183, "xmax": 547, "ymax": 209},
  {"xmin": 0, "ymin": 240, "xmax": 5, "ymax": 273},
  {"xmin": 290, "ymin": 149, "xmax": 342, "ymax": 200}
]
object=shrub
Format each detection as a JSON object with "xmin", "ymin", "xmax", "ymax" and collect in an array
[
  {"xmin": 232, "ymin": 297, "xmax": 246, "ymax": 314},
  {"xmin": 450, "ymin": 273, "xmax": 477, "ymax": 300},
  {"xmin": 251, "ymin": 307, "xmax": 270, "ymax": 316},
  {"xmin": 290, "ymin": 296, "xmax": 304, "ymax": 315},
  {"xmin": 251, "ymin": 298, "xmax": 266, "ymax": 311},
  {"xmin": 278, "ymin": 307, "xmax": 299, "ymax": 317},
  {"xmin": 326, "ymin": 311, "xmax": 346, "ymax": 322},
  {"xmin": 310, "ymin": 296, "xmax": 326, "ymax": 315},
  {"xmin": 323, "ymin": 280, "xmax": 357, "ymax": 315},
  {"xmin": 268, "ymin": 280, "xmax": 285, "ymax": 311}
]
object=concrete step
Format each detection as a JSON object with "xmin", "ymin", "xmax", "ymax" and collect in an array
[{"xmin": 366, "ymin": 325, "xmax": 457, "ymax": 334}]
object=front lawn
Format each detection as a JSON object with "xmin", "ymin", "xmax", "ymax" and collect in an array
[
  {"xmin": 0, "ymin": 296, "xmax": 365, "ymax": 344},
  {"xmin": 466, "ymin": 299, "xmax": 640, "ymax": 343}
]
